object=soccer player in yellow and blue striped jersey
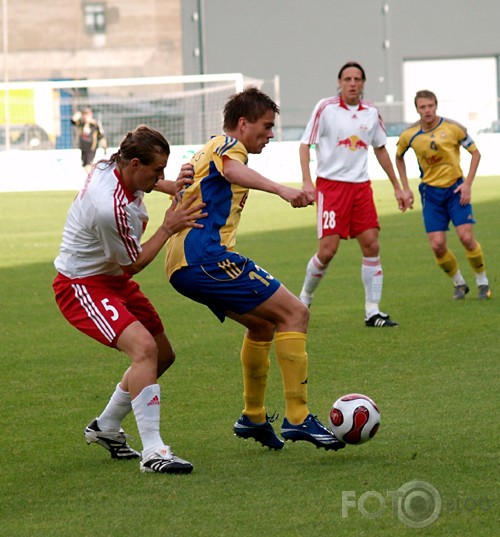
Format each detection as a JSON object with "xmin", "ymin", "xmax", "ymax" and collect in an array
[
  {"xmin": 396, "ymin": 90, "xmax": 491, "ymax": 300},
  {"xmin": 165, "ymin": 87, "xmax": 345, "ymax": 452}
]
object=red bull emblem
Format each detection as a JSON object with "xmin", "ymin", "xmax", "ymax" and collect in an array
[{"xmin": 337, "ymin": 135, "xmax": 368, "ymax": 151}]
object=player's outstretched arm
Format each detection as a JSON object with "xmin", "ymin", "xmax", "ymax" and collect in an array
[
  {"xmin": 154, "ymin": 163, "xmax": 195, "ymax": 195},
  {"xmin": 278, "ymin": 185, "xmax": 315, "ymax": 208},
  {"xmin": 161, "ymin": 193, "xmax": 207, "ymax": 235},
  {"xmin": 223, "ymin": 157, "xmax": 314, "ymax": 207}
]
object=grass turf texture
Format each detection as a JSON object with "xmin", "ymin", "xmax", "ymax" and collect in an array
[{"xmin": 0, "ymin": 177, "xmax": 498, "ymax": 536}]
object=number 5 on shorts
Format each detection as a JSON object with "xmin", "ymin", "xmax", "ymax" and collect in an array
[{"xmin": 101, "ymin": 298, "xmax": 119, "ymax": 321}]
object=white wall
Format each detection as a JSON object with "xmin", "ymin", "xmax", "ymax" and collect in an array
[{"xmin": 403, "ymin": 58, "xmax": 498, "ymax": 135}]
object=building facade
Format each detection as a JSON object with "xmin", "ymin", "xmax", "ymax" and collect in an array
[
  {"xmin": 2, "ymin": 0, "xmax": 500, "ymax": 139},
  {"xmin": 181, "ymin": 0, "xmax": 500, "ymax": 137},
  {"xmin": 1, "ymin": 0, "xmax": 183, "ymax": 80}
]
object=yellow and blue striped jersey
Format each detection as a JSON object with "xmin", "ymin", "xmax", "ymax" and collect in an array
[
  {"xmin": 396, "ymin": 117, "xmax": 477, "ymax": 188},
  {"xmin": 165, "ymin": 135, "xmax": 250, "ymax": 279}
]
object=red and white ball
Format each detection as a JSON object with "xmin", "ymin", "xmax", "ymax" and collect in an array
[{"xmin": 329, "ymin": 393, "xmax": 381, "ymax": 445}]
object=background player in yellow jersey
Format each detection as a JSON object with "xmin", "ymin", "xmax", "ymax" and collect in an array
[
  {"xmin": 396, "ymin": 90, "xmax": 491, "ymax": 300},
  {"xmin": 165, "ymin": 86, "xmax": 345, "ymax": 452}
]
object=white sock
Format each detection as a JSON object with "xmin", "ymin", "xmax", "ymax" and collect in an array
[
  {"xmin": 96, "ymin": 383, "xmax": 132, "ymax": 432},
  {"xmin": 452, "ymin": 270, "xmax": 467, "ymax": 286},
  {"xmin": 301, "ymin": 254, "xmax": 329, "ymax": 295},
  {"xmin": 475, "ymin": 271, "xmax": 488, "ymax": 286},
  {"xmin": 131, "ymin": 384, "xmax": 164, "ymax": 458},
  {"xmin": 362, "ymin": 257, "xmax": 383, "ymax": 318}
]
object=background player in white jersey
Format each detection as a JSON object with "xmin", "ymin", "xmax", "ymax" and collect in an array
[
  {"xmin": 396, "ymin": 90, "xmax": 491, "ymax": 300},
  {"xmin": 53, "ymin": 125, "xmax": 207, "ymax": 474},
  {"xmin": 299, "ymin": 61, "xmax": 413, "ymax": 327}
]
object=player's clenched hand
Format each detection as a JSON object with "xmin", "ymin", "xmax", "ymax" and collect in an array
[
  {"xmin": 279, "ymin": 185, "xmax": 315, "ymax": 208},
  {"xmin": 161, "ymin": 194, "xmax": 207, "ymax": 235},
  {"xmin": 173, "ymin": 163, "xmax": 195, "ymax": 193},
  {"xmin": 396, "ymin": 188, "xmax": 414, "ymax": 212},
  {"xmin": 301, "ymin": 177, "xmax": 316, "ymax": 199}
]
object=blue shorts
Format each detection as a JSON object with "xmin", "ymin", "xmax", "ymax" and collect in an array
[
  {"xmin": 419, "ymin": 178, "xmax": 476, "ymax": 233},
  {"xmin": 169, "ymin": 252, "xmax": 281, "ymax": 322}
]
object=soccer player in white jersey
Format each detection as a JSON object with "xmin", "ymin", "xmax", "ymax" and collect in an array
[
  {"xmin": 53, "ymin": 125, "xmax": 206, "ymax": 474},
  {"xmin": 299, "ymin": 61, "xmax": 413, "ymax": 326}
]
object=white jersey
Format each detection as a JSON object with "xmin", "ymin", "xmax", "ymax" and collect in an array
[
  {"xmin": 54, "ymin": 162, "xmax": 148, "ymax": 277},
  {"xmin": 301, "ymin": 95, "xmax": 387, "ymax": 183}
]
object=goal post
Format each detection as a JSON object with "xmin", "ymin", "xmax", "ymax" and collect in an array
[{"xmin": 0, "ymin": 73, "xmax": 267, "ymax": 150}]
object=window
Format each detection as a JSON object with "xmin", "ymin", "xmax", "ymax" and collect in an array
[{"xmin": 84, "ymin": 3, "xmax": 106, "ymax": 34}]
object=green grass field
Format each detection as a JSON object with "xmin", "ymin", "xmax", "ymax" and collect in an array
[{"xmin": 0, "ymin": 177, "xmax": 498, "ymax": 536}]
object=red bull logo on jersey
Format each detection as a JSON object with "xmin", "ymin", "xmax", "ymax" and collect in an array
[
  {"xmin": 337, "ymin": 135, "xmax": 369, "ymax": 151},
  {"xmin": 425, "ymin": 155, "xmax": 443, "ymax": 166}
]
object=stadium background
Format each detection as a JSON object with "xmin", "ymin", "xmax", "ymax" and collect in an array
[
  {"xmin": 181, "ymin": 0, "xmax": 500, "ymax": 138},
  {"xmin": 1, "ymin": 0, "xmax": 499, "ymax": 189},
  {"xmin": 2, "ymin": 0, "xmax": 500, "ymax": 134}
]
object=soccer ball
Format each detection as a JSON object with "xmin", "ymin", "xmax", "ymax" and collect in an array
[{"xmin": 328, "ymin": 393, "xmax": 380, "ymax": 445}]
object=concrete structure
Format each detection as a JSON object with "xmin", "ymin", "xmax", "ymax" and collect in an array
[
  {"xmin": 0, "ymin": 0, "xmax": 183, "ymax": 80},
  {"xmin": 2, "ymin": 1, "xmax": 500, "ymax": 135},
  {"xmin": 180, "ymin": 0, "xmax": 500, "ymax": 136},
  {"xmin": 2, "ymin": 0, "xmax": 499, "ymax": 192}
]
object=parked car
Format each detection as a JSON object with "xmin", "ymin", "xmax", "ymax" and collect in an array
[
  {"xmin": 0, "ymin": 124, "xmax": 53, "ymax": 150},
  {"xmin": 385, "ymin": 122, "xmax": 412, "ymax": 137},
  {"xmin": 477, "ymin": 120, "xmax": 500, "ymax": 134}
]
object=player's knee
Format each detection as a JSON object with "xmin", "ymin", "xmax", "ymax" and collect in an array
[
  {"xmin": 128, "ymin": 333, "xmax": 158, "ymax": 367},
  {"xmin": 285, "ymin": 300, "xmax": 309, "ymax": 332},
  {"xmin": 430, "ymin": 241, "xmax": 447, "ymax": 257},
  {"xmin": 318, "ymin": 247, "xmax": 336, "ymax": 265},
  {"xmin": 298, "ymin": 300, "xmax": 309, "ymax": 321},
  {"xmin": 459, "ymin": 232, "xmax": 475, "ymax": 250},
  {"xmin": 157, "ymin": 349, "xmax": 175, "ymax": 377},
  {"xmin": 363, "ymin": 240, "xmax": 379, "ymax": 257}
]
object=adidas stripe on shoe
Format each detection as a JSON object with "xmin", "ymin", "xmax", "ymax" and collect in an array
[
  {"xmin": 140, "ymin": 446, "xmax": 193, "ymax": 474},
  {"xmin": 280, "ymin": 414, "xmax": 345, "ymax": 451},
  {"xmin": 365, "ymin": 312, "xmax": 399, "ymax": 327},
  {"xmin": 84, "ymin": 418, "xmax": 140, "ymax": 460}
]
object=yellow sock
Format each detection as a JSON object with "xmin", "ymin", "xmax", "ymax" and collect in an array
[
  {"xmin": 275, "ymin": 332, "xmax": 309, "ymax": 425},
  {"xmin": 466, "ymin": 243, "xmax": 486, "ymax": 274},
  {"xmin": 240, "ymin": 336, "xmax": 271, "ymax": 423},
  {"xmin": 435, "ymin": 249, "xmax": 459, "ymax": 277}
]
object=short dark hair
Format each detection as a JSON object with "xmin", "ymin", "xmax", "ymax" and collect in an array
[
  {"xmin": 338, "ymin": 61, "xmax": 366, "ymax": 81},
  {"xmin": 223, "ymin": 86, "xmax": 279, "ymax": 131},
  {"xmin": 414, "ymin": 90, "xmax": 438, "ymax": 108},
  {"xmin": 110, "ymin": 125, "xmax": 170, "ymax": 166}
]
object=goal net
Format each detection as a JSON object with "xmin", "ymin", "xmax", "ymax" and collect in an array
[{"xmin": 0, "ymin": 73, "xmax": 264, "ymax": 150}]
